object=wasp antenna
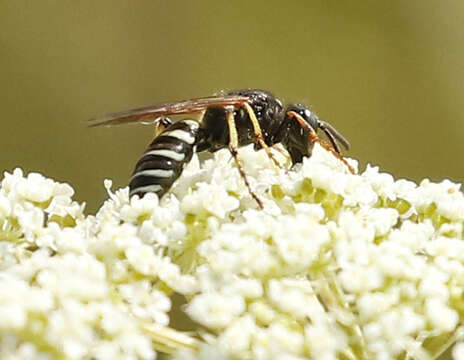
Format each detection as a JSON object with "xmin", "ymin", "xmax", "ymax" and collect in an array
[
  {"xmin": 320, "ymin": 125, "xmax": 341, "ymax": 154},
  {"xmin": 318, "ymin": 120, "xmax": 350, "ymax": 150}
]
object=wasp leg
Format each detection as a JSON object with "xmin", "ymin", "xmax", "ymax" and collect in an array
[
  {"xmin": 242, "ymin": 102, "xmax": 282, "ymax": 169},
  {"xmin": 226, "ymin": 109, "xmax": 264, "ymax": 209},
  {"xmin": 271, "ymin": 143, "xmax": 292, "ymax": 166},
  {"xmin": 286, "ymin": 111, "xmax": 356, "ymax": 174}
]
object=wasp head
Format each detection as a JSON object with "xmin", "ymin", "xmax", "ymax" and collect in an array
[
  {"xmin": 276, "ymin": 104, "xmax": 319, "ymax": 163},
  {"xmin": 279, "ymin": 103, "xmax": 350, "ymax": 164}
]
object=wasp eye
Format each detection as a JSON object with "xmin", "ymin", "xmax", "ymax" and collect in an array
[{"xmin": 304, "ymin": 109, "xmax": 312, "ymax": 120}]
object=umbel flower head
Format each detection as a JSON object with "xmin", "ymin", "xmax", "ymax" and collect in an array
[{"xmin": 1, "ymin": 144, "xmax": 464, "ymax": 360}]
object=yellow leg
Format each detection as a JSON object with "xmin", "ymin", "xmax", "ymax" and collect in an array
[
  {"xmin": 226, "ymin": 109, "xmax": 264, "ymax": 209},
  {"xmin": 272, "ymin": 143, "xmax": 292, "ymax": 166},
  {"xmin": 242, "ymin": 102, "xmax": 282, "ymax": 169}
]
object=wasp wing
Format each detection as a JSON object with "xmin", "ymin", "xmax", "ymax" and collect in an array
[{"xmin": 89, "ymin": 95, "xmax": 250, "ymax": 127}]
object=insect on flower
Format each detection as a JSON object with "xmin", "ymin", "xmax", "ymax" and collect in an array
[{"xmin": 90, "ymin": 89, "xmax": 353, "ymax": 208}]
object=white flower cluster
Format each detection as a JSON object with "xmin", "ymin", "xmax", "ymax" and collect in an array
[{"xmin": 1, "ymin": 144, "xmax": 463, "ymax": 360}]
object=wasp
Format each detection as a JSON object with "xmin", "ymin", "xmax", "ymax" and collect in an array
[{"xmin": 90, "ymin": 89, "xmax": 353, "ymax": 208}]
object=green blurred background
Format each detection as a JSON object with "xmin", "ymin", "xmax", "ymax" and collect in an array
[{"xmin": 1, "ymin": 0, "xmax": 463, "ymax": 213}]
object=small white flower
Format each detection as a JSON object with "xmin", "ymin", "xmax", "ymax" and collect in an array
[
  {"xmin": 274, "ymin": 215, "xmax": 330, "ymax": 269},
  {"xmin": 0, "ymin": 192, "xmax": 12, "ymax": 217},
  {"xmin": 216, "ymin": 315, "xmax": 256, "ymax": 356},
  {"xmin": 357, "ymin": 291, "xmax": 399, "ymax": 320},
  {"xmin": 15, "ymin": 205, "xmax": 44, "ymax": 240},
  {"xmin": 338, "ymin": 264, "xmax": 384, "ymax": 293},
  {"xmin": 305, "ymin": 321, "xmax": 347, "ymax": 360},
  {"xmin": 185, "ymin": 293, "xmax": 245, "ymax": 329},
  {"xmin": 425, "ymin": 298, "xmax": 459, "ymax": 332},
  {"xmin": 419, "ymin": 267, "xmax": 450, "ymax": 300},
  {"xmin": 267, "ymin": 278, "xmax": 316, "ymax": 319},
  {"xmin": 362, "ymin": 165, "xmax": 396, "ymax": 200},
  {"xmin": 118, "ymin": 281, "xmax": 171, "ymax": 325},
  {"xmin": 120, "ymin": 192, "xmax": 159, "ymax": 223},
  {"xmin": 15, "ymin": 172, "xmax": 55, "ymax": 203},
  {"xmin": 268, "ymin": 322, "xmax": 305, "ymax": 355},
  {"xmin": 181, "ymin": 183, "xmax": 239, "ymax": 218},
  {"xmin": 453, "ymin": 342, "xmax": 464, "ymax": 360},
  {"xmin": 138, "ymin": 220, "xmax": 168, "ymax": 246},
  {"xmin": 45, "ymin": 195, "xmax": 84, "ymax": 219}
]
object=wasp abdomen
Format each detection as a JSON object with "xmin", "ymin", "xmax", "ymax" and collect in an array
[{"xmin": 129, "ymin": 119, "xmax": 200, "ymax": 198}]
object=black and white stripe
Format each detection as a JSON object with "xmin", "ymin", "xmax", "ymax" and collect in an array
[{"xmin": 129, "ymin": 119, "xmax": 201, "ymax": 198}]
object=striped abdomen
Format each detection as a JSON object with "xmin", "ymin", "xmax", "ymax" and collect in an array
[{"xmin": 129, "ymin": 119, "xmax": 201, "ymax": 199}]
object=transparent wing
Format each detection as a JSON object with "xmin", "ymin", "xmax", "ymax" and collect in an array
[{"xmin": 89, "ymin": 95, "xmax": 250, "ymax": 127}]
